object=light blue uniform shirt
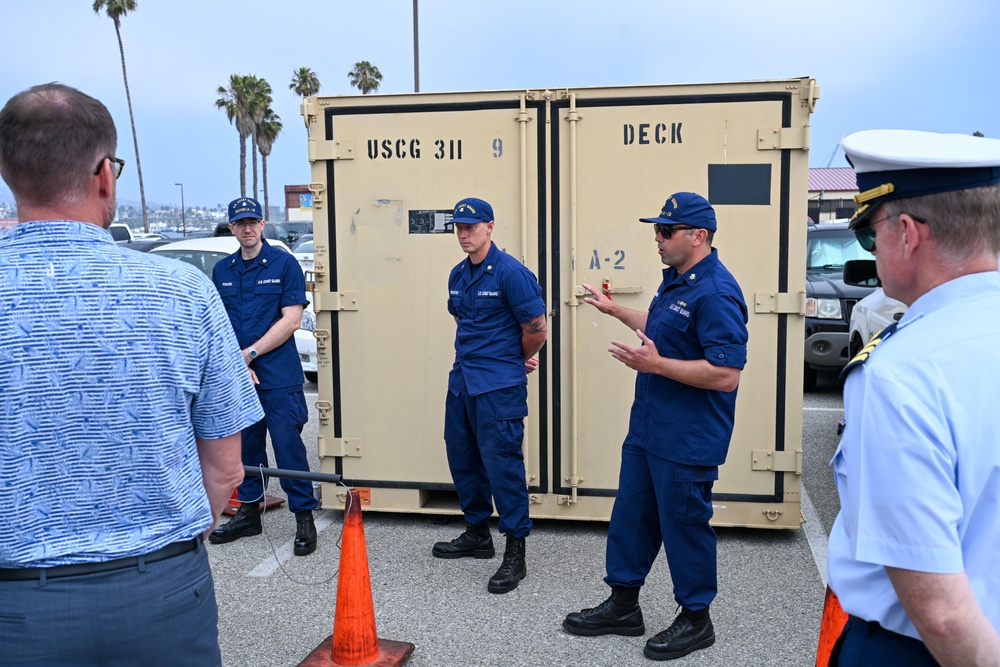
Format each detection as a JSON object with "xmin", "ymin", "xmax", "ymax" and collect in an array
[
  {"xmin": 0, "ymin": 221, "xmax": 264, "ymax": 567},
  {"xmin": 828, "ymin": 271, "xmax": 1000, "ymax": 640}
]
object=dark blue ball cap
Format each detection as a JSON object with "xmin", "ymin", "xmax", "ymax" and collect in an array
[
  {"xmin": 228, "ymin": 197, "xmax": 263, "ymax": 222},
  {"xmin": 640, "ymin": 192, "xmax": 717, "ymax": 232},
  {"xmin": 451, "ymin": 197, "xmax": 494, "ymax": 224}
]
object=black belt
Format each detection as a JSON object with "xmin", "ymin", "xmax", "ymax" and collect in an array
[{"xmin": 0, "ymin": 539, "xmax": 200, "ymax": 581}]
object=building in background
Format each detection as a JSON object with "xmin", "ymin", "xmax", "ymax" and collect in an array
[
  {"xmin": 285, "ymin": 185, "xmax": 313, "ymax": 223},
  {"xmin": 807, "ymin": 168, "xmax": 858, "ymax": 222}
]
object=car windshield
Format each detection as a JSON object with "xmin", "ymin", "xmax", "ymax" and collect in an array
[
  {"xmin": 108, "ymin": 226, "xmax": 131, "ymax": 242},
  {"xmin": 153, "ymin": 249, "xmax": 229, "ymax": 278},
  {"xmin": 285, "ymin": 222, "xmax": 312, "ymax": 235},
  {"xmin": 807, "ymin": 229, "xmax": 872, "ymax": 270},
  {"xmin": 292, "ymin": 239, "xmax": 314, "ymax": 253}
]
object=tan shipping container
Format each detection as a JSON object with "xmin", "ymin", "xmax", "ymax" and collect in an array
[{"xmin": 303, "ymin": 78, "xmax": 818, "ymax": 529}]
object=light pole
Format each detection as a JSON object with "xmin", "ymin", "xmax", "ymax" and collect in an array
[
  {"xmin": 413, "ymin": 0, "xmax": 420, "ymax": 92},
  {"xmin": 174, "ymin": 182, "xmax": 186, "ymax": 237}
]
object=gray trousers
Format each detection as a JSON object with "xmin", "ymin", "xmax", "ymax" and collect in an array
[{"xmin": 0, "ymin": 539, "xmax": 221, "ymax": 666}]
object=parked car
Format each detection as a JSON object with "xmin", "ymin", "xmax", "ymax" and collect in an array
[
  {"xmin": 844, "ymin": 259, "xmax": 905, "ymax": 358},
  {"xmin": 117, "ymin": 237, "xmax": 174, "ymax": 253},
  {"xmin": 283, "ymin": 221, "xmax": 312, "ymax": 245},
  {"xmin": 804, "ymin": 221, "xmax": 876, "ymax": 389},
  {"xmin": 290, "ymin": 237, "xmax": 314, "ymax": 275},
  {"xmin": 150, "ymin": 236, "xmax": 318, "ymax": 382},
  {"xmin": 108, "ymin": 223, "xmax": 133, "ymax": 242}
]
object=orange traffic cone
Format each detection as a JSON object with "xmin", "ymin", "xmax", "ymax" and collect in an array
[
  {"xmin": 816, "ymin": 585, "xmax": 849, "ymax": 666},
  {"xmin": 297, "ymin": 489, "xmax": 415, "ymax": 667}
]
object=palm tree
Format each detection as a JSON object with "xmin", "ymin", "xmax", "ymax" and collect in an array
[
  {"xmin": 93, "ymin": 0, "xmax": 148, "ymax": 232},
  {"xmin": 289, "ymin": 67, "xmax": 321, "ymax": 98},
  {"xmin": 257, "ymin": 108, "xmax": 282, "ymax": 220},
  {"xmin": 244, "ymin": 76, "xmax": 272, "ymax": 201},
  {"xmin": 216, "ymin": 74, "xmax": 257, "ymax": 198},
  {"xmin": 348, "ymin": 61, "xmax": 383, "ymax": 95}
]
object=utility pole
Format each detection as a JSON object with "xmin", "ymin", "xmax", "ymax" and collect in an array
[
  {"xmin": 413, "ymin": 0, "xmax": 420, "ymax": 92},
  {"xmin": 175, "ymin": 182, "xmax": 186, "ymax": 237}
]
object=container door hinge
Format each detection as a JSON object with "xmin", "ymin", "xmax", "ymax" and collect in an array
[
  {"xmin": 757, "ymin": 126, "xmax": 809, "ymax": 151},
  {"xmin": 319, "ymin": 435, "xmax": 362, "ymax": 458},
  {"xmin": 753, "ymin": 291, "xmax": 805, "ymax": 315},
  {"xmin": 752, "ymin": 449, "xmax": 802, "ymax": 474},
  {"xmin": 308, "ymin": 138, "xmax": 355, "ymax": 163},
  {"xmin": 314, "ymin": 291, "xmax": 359, "ymax": 312}
]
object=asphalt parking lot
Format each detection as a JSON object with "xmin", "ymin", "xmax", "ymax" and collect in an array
[{"xmin": 211, "ymin": 372, "xmax": 846, "ymax": 667}]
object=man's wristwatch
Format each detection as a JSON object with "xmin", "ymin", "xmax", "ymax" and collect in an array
[{"xmin": 247, "ymin": 347, "xmax": 258, "ymax": 360}]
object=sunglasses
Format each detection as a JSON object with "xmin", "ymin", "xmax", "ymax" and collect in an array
[
  {"xmin": 94, "ymin": 155, "xmax": 125, "ymax": 180},
  {"xmin": 653, "ymin": 223, "xmax": 697, "ymax": 239},
  {"xmin": 854, "ymin": 215, "xmax": 891, "ymax": 253}
]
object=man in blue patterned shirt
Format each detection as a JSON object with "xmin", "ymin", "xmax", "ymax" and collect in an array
[{"xmin": 0, "ymin": 83, "xmax": 263, "ymax": 666}]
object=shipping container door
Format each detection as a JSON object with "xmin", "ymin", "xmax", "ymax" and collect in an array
[
  {"xmin": 311, "ymin": 95, "xmax": 547, "ymax": 511},
  {"xmin": 549, "ymin": 84, "xmax": 807, "ymax": 526}
]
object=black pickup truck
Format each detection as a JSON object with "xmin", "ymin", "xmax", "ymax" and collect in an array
[{"xmin": 804, "ymin": 221, "xmax": 876, "ymax": 389}]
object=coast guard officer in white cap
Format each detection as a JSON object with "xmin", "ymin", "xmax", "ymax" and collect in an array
[{"xmin": 827, "ymin": 130, "xmax": 1000, "ymax": 666}]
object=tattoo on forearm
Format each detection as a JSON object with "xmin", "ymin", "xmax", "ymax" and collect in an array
[{"xmin": 522, "ymin": 315, "xmax": 547, "ymax": 334}]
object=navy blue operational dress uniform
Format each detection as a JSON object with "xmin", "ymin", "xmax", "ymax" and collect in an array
[
  {"xmin": 209, "ymin": 197, "xmax": 320, "ymax": 556},
  {"xmin": 432, "ymin": 197, "xmax": 547, "ymax": 595},
  {"xmin": 563, "ymin": 192, "xmax": 748, "ymax": 662}
]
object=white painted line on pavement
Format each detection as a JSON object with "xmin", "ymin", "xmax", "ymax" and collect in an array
[
  {"xmin": 246, "ymin": 511, "xmax": 339, "ymax": 577},
  {"xmin": 800, "ymin": 485, "xmax": 828, "ymax": 588}
]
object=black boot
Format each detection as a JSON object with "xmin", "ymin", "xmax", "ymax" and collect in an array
[
  {"xmin": 643, "ymin": 607, "xmax": 715, "ymax": 661},
  {"xmin": 563, "ymin": 587, "xmax": 645, "ymax": 636},
  {"xmin": 209, "ymin": 502, "xmax": 262, "ymax": 544},
  {"xmin": 431, "ymin": 522, "xmax": 494, "ymax": 559},
  {"xmin": 487, "ymin": 536, "xmax": 526, "ymax": 594},
  {"xmin": 293, "ymin": 511, "xmax": 317, "ymax": 556}
]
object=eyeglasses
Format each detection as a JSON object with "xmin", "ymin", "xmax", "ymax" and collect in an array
[
  {"xmin": 231, "ymin": 219, "xmax": 263, "ymax": 228},
  {"xmin": 654, "ymin": 223, "xmax": 697, "ymax": 239},
  {"xmin": 94, "ymin": 156, "xmax": 125, "ymax": 180},
  {"xmin": 854, "ymin": 215, "xmax": 891, "ymax": 253}
]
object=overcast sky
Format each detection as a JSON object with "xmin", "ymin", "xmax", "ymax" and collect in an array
[{"xmin": 2, "ymin": 0, "xmax": 998, "ymax": 209}]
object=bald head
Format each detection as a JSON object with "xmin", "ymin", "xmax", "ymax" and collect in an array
[{"xmin": 0, "ymin": 83, "xmax": 117, "ymax": 208}]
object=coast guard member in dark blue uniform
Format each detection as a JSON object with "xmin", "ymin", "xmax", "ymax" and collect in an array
[
  {"xmin": 563, "ymin": 192, "xmax": 748, "ymax": 661},
  {"xmin": 432, "ymin": 197, "xmax": 547, "ymax": 594},
  {"xmin": 209, "ymin": 197, "xmax": 320, "ymax": 556}
]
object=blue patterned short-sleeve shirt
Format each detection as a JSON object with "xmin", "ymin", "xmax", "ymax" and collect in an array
[{"xmin": 0, "ymin": 221, "xmax": 264, "ymax": 567}]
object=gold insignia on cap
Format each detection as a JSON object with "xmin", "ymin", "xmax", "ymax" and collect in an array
[
  {"xmin": 855, "ymin": 183, "xmax": 895, "ymax": 205},
  {"xmin": 850, "ymin": 203, "xmax": 870, "ymax": 223}
]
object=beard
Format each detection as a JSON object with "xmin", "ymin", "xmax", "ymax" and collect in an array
[{"xmin": 101, "ymin": 196, "xmax": 117, "ymax": 229}]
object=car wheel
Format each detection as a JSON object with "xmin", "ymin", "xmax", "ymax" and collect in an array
[
  {"xmin": 305, "ymin": 372, "xmax": 318, "ymax": 384},
  {"xmin": 803, "ymin": 365, "xmax": 818, "ymax": 392},
  {"xmin": 848, "ymin": 333, "xmax": 864, "ymax": 360}
]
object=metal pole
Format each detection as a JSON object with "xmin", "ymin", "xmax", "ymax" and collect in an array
[
  {"xmin": 243, "ymin": 465, "xmax": 342, "ymax": 485},
  {"xmin": 413, "ymin": 0, "xmax": 420, "ymax": 92},
  {"xmin": 175, "ymin": 182, "xmax": 185, "ymax": 237}
]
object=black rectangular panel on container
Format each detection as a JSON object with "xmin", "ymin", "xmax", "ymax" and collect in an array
[{"xmin": 708, "ymin": 164, "xmax": 772, "ymax": 206}]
